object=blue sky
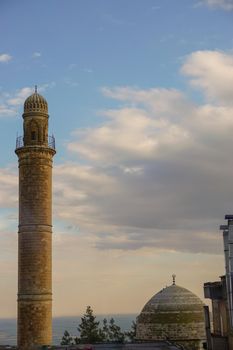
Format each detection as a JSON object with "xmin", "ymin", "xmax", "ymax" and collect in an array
[{"xmin": 1, "ymin": 0, "xmax": 233, "ymax": 319}]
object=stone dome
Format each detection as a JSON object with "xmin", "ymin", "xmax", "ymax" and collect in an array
[
  {"xmin": 24, "ymin": 87, "xmax": 48, "ymax": 114},
  {"xmin": 136, "ymin": 282, "xmax": 206, "ymax": 349},
  {"xmin": 141, "ymin": 284, "xmax": 204, "ymax": 313}
]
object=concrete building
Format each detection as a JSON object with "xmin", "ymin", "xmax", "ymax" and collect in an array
[
  {"xmin": 15, "ymin": 88, "xmax": 56, "ymax": 349},
  {"xmin": 204, "ymin": 277, "xmax": 228, "ymax": 349},
  {"xmin": 203, "ymin": 215, "xmax": 233, "ymax": 350},
  {"xmin": 136, "ymin": 276, "xmax": 206, "ymax": 350}
]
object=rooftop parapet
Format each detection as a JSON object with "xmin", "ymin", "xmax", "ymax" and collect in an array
[{"xmin": 220, "ymin": 225, "xmax": 228, "ymax": 230}]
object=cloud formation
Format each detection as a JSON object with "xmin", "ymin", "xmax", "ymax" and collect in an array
[
  {"xmin": 7, "ymin": 87, "xmax": 34, "ymax": 107},
  {"xmin": 0, "ymin": 83, "xmax": 56, "ymax": 118},
  {"xmin": 0, "ymin": 53, "xmax": 12, "ymax": 63},
  {"xmin": 0, "ymin": 87, "xmax": 35, "ymax": 118},
  {"xmin": 32, "ymin": 52, "xmax": 42, "ymax": 58},
  {"xmin": 53, "ymin": 50, "xmax": 233, "ymax": 255},
  {"xmin": 1, "ymin": 50, "xmax": 231, "ymax": 255},
  {"xmin": 182, "ymin": 50, "xmax": 233, "ymax": 104},
  {"xmin": 0, "ymin": 168, "xmax": 17, "ymax": 208},
  {"xmin": 1, "ymin": 49, "xmax": 231, "ymax": 316},
  {"xmin": 200, "ymin": 0, "xmax": 233, "ymax": 10}
]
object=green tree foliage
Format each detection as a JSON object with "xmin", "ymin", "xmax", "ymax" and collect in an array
[
  {"xmin": 61, "ymin": 330, "xmax": 74, "ymax": 345},
  {"xmin": 109, "ymin": 317, "xmax": 125, "ymax": 342},
  {"xmin": 101, "ymin": 318, "xmax": 109, "ymax": 341},
  {"xmin": 125, "ymin": 320, "xmax": 137, "ymax": 342},
  {"xmin": 101, "ymin": 317, "xmax": 125, "ymax": 343},
  {"xmin": 61, "ymin": 306, "xmax": 129, "ymax": 345},
  {"xmin": 77, "ymin": 305, "xmax": 104, "ymax": 344}
]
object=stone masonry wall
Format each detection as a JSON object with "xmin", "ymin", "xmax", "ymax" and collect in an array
[
  {"xmin": 137, "ymin": 321, "xmax": 205, "ymax": 340},
  {"xmin": 16, "ymin": 147, "xmax": 55, "ymax": 350},
  {"xmin": 17, "ymin": 299, "xmax": 52, "ymax": 348}
]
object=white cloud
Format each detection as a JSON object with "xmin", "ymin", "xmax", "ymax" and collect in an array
[
  {"xmin": 68, "ymin": 105, "xmax": 190, "ymax": 164},
  {"xmin": 7, "ymin": 83, "xmax": 55, "ymax": 106},
  {"xmin": 181, "ymin": 50, "xmax": 233, "ymax": 105},
  {"xmin": 200, "ymin": 0, "xmax": 233, "ymax": 10},
  {"xmin": 68, "ymin": 63, "xmax": 77, "ymax": 70},
  {"xmin": 0, "ymin": 104, "xmax": 17, "ymax": 118},
  {"xmin": 2, "ymin": 51, "xmax": 233, "ymax": 254},
  {"xmin": 0, "ymin": 162, "xmax": 224, "ymax": 316},
  {"xmin": 0, "ymin": 168, "xmax": 17, "ymax": 208},
  {"xmin": 7, "ymin": 87, "xmax": 34, "ymax": 106},
  {"xmin": 64, "ymin": 78, "xmax": 79, "ymax": 87},
  {"xmin": 0, "ymin": 53, "xmax": 12, "ymax": 63},
  {"xmin": 53, "ymin": 50, "xmax": 233, "ymax": 255},
  {"xmin": 102, "ymin": 12, "xmax": 126, "ymax": 26},
  {"xmin": 39, "ymin": 81, "xmax": 56, "ymax": 91},
  {"xmin": 32, "ymin": 51, "xmax": 41, "ymax": 58},
  {"xmin": 55, "ymin": 139, "xmax": 229, "ymax": 253},
  {"xmin": 0, "ymin": 83, "xmax": 56, "ymax": 118},
  {"xmin": 2, "ymin": 49, "xmax": 233, "ymax": 315},
  {"xmin": 82, "ymin": 68, "xmax": 93, "ymax": 73}
]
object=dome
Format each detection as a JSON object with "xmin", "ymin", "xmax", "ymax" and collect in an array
[
  {"xmin": 141, "ymin": 284, "xmax": 204, "ymax": 313},
  {"xmin": 136, "ymin": 280, "xmax": 206, "ymax": 348},
  {"xmin": 24, "ymin": 86, "xmax": 48, "ymax": 114}
]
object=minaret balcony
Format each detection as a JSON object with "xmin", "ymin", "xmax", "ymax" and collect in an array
[{"xmin": 16, "ymin": 135, "xmax": 56, "ymax": 150}]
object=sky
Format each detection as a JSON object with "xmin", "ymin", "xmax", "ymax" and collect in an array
[{"xmin": 0, "ymin": 0, "xmax": 233, "ymax": 318}]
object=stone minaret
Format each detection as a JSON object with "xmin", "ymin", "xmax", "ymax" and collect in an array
[{"xmin": 15, "ymin": 87, "xmax": 56, "ymax": 349}]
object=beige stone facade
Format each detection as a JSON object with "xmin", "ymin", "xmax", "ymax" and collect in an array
[{"xmin": 15, "ymin": 90, "xmax": 55, "ymax": 349}]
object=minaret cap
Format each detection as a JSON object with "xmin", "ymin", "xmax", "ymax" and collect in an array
[{"xmin": 24, "ymin": 86, "xmax": 48, "ymax": 114}]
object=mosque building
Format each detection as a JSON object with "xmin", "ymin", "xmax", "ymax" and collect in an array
[
  {"xmin": 12, "ymin": 90, "xmax": 207, "ymax": 350},
  {"xmin": 136, "ymin": 275, "xmax": 206, "ymax": 350}
]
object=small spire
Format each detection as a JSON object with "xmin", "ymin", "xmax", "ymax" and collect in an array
[
  {"xmin": 35, "ymin": 85, "xmax": 37, "ymax": 93},
  {"xmin": 172, "ymin": 274, "xmax": 176, "ymax": 285}
]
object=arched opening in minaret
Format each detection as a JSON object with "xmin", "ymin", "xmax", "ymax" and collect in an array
[
  {"xmin": 31, "ymin": 131, "xmax": 36, "ymax": 141},
  {"xmin": 29, "ymin": 120, "xmax": 39, "ymax": 142}
]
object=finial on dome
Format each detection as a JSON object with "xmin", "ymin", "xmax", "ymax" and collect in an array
[
  {"xmin": 172, "ymin": 274, "xmax": 176, "ymax": 285},
  {"xmin": 35, "ymin": 85, "xmax": 37, "ymax": 93}
]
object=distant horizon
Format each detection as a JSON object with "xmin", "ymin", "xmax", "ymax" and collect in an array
[
  {"xmin": 0, "ymin": 315, "xmax": 136, "ymax": 345},
  {"xmin": 0, "ymin": 313, "xmax": 138, "ymax": 320}
]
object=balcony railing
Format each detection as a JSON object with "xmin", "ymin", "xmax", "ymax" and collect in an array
[
  {"xmin": 16, "ymin": 135, "xmax": 56, "ymax": 150},
  {"xmin": 48, "ymin": 135, "xmax": 56, "ymax": 150},
  {"xmin": 16, "ymin": 136, "xmax": 23, "ymax": 149}
]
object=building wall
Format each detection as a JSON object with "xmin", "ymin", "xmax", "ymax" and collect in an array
[{"xmin": 136, "ymin": 320, "xmax": 205, "ymax": 341}]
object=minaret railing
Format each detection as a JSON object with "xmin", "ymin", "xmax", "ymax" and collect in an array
[{"xmin": 16, "ymin": 135, "xmax": 56, "ymax": 150}]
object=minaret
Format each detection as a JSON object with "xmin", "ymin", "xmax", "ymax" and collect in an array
[{"xmin": 15, "ymin": 87, "xmax": 56, "ymax": 349}]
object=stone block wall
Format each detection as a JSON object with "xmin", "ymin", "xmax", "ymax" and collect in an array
[{"xmin": 16, "ymin": 147, "xmax": 55, "ymax": 350}]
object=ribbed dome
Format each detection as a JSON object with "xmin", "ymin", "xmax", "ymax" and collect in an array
[
  {"xmin": 136, "ymin": 282, "xmax": 206, "ymax": 347},
  {"xmin": 142, "ymin": 284, "xmax": 204, "ymax": 313},
  {"xmin": 24, "ymin": 89, "xmax": 48, "ymax": 114}
]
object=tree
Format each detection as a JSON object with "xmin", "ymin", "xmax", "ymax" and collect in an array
[
  {"xmin": 61, "ymin": 330, "xmax": 74, "ymax": 345},
  {"xmin": 101, "ymin": 318, "xmax": 109, "ymax": 342},
  {"xmin": 109, "ymin": 317, "xmax": 125, "ymax": 342},
  {"xmin": 61, "ymin": 307, "xmax": 127, "ymax": 345},
  {"xmin": 101, "ymin": 317, "xmax": 125, "ymax": 343},
  {"xmin": 77, "ymin": 306, "xmax": 104, "ymax": 344},
  {"xmin": 125, "ymin": 320, "xmax": 137, "ymax": 342}
]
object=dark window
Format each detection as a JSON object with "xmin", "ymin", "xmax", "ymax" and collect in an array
[{"xmin": 31, "ymin": 131, "xmax": 36, "ymax": 140}]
